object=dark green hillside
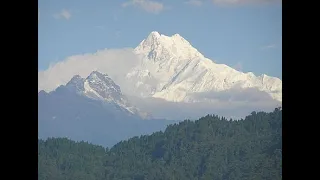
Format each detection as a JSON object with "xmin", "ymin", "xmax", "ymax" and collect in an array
[{"xmin": 38, "ymin": 108, "xmax": 282, "ymax": 180}]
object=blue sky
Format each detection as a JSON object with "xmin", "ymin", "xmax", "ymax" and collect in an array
[{"xmin": 38, "ymin": 0, "xmax": 282, "ymax": 79}]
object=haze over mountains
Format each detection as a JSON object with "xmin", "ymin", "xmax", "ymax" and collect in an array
[{"xmin": 38, "ymin": 71, "xmax": 175, "ymax": 147}]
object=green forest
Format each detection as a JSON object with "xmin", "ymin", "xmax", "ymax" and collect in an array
[{"xmin": 38, "ymin": 108, "xmax": 282, "ymax": 180}]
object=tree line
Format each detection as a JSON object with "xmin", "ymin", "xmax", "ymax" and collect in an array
[{"xmin": 38, "ymin": 108, "xmax": 282, "ymax": 180}]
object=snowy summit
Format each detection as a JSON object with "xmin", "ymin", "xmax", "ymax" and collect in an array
[
  {"xmin": 66, "ymin": 71, "xmax": 151, "ymax": 119},
  {"xmin": 126, "ymin": 31, "xmax": 282, "ymax": 102}
]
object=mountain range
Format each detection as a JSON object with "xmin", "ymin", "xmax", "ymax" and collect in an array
[
  {"xmin": 126, "ymin": 31, "xmax": 282, "ymax": 103},
  {"xmin": 38, "ymin": 31, "xmax": 282, "ymax": 146},
  {"xmin": 38, "ymin": 71, "xmax": 175, "ymax": 147},
  {"xmin": 39, "ymin": 31, "xmax": 282, "ymax": 104},
  {"xmin": 65, "ymin": 71, "xmax": 151, "ymax": 119}
]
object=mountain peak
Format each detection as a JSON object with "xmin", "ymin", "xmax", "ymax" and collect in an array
[
  {"xmin": 38, "ymin": 90, "xmax": 48, "ymax": 96},
  {"xmin": 171, "ymin": 33, "xmax": 184, "ymax": 40},
  {"xmin": 134, "ymin": 31, "xmax": 204, "ymax": 61},
  {"xmin": 62, "ymin": 71, "xmax": 149, "ymax": 118},
  {"xmin": 148, "ymin": 31, "xmax": 161, "ymax": 38},
  {"xmin": 69, "ymin": 75, "xmax": 83, "ymax": 82},
  {"xmin": 85, "ymin": 71, "xmax": 121, "ymax": 97},
  {"xmin": 66, "ymin": 75, "xmax": 85, "ymax": 92},
  {"xmin": 143, "ymin": 31, "xmax": 188, "ymax": 46},
  {"xmin": 147, "ymin": 31, "xmax": 183, "ymax": 40},
  {"xmin": 88, "ymin": 71, "xmax": 108, "ymax": 79}
]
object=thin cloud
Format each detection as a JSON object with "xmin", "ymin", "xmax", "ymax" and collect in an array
[
  {"xmin": 38, "ymin": 48, "xmax": 141, "ymax": 93},
  {"xmin": 53, "ymin": 9, "xmax": 71, "ymax": 20},
  {"xmin": 212, "ymin": 0, "xmax": 281, "ymax": 5},
  {"xmin": 185, "ymin": 0, "xmax": 203, "ymax": 6},
  {"xmin": 122, "ymin": 0, "xmax": 165, "ymax": 14},
  {"xmin": 261, "ymin": 44, "xmax": 277, "ymax": 50},
  {"xmin": 127, "ymin": 90, "xmax": 281, "ymax": 120},
  {"xmin": 190, "ymin": 87, "xmax": 275, "ymax": 102}
]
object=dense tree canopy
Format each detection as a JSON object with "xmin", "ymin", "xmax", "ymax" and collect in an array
[{"xmin": 38, "ymin": 108, "xmax": 282, "ymax": 180}]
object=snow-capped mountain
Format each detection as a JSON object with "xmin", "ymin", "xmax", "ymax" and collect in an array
[
  {"xmin": 126, "ymin": 31, "xmax": 282, "ymax": 102},
  {"xmin": 38, "ymin": 78, "xmax": 174, "ymax": 147},
  {"xmin": 66, "ymin": 71, "xmax": 150, "ymax": 119}
]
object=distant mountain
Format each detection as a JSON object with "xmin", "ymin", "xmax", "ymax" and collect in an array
[
  {"xmin": 38, "ymin": 108, "xmax": 282, "ymax": 180},
  {"xmin": 39, "ymin": 31, "xmax": 282, "ymax": 104},
  {"xmin": 38, "ymin": 71, "xmax": 175, "ymax": 147},
  {"xmin": 66, "ymin": 71, "xmax": 151, "ymax": 119},
  {"xmin": 37, "ymin": 31, "xmax": 282, "ymax": 146},
  {"xmin": 126, "ymin": 31, "xmax": 282, "ymax": 102},
  {"xmin": 38, "ymin": 31, "xmax": 282, "ymax": 120}
]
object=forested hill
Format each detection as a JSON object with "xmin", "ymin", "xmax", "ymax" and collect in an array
[{"xmin": 38, "ymin": 108, "xmax": 282, "ymax": 180}]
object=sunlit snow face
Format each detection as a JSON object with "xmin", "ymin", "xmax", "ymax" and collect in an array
[{"xmin": 135, "ymin": 32, "xmax": 204, "ymax": 61}]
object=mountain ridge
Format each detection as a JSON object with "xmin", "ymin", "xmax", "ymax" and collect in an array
[
  {"xmin": 126, "ymin": 31, "xmax": 282, "ymax": 102},
  {"xmin": 38, "ymin": 74, "xmax": 176, "ymax": 147},
  {"xmin": 63, "ymin": 71, "xmax": 151, "ymax": 119},
  {"xmin": 38, "ymin": 31, "xmax": 282, "ymax": 104}
]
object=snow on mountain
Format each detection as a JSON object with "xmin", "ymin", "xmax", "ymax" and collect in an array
[
  {"xmin": 126, "ymin": 31, "xmax": 282, "ymax": 102},
  {"xmin": 66, "ymin": 71, "xmax": 151, "ymax": 119}
]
